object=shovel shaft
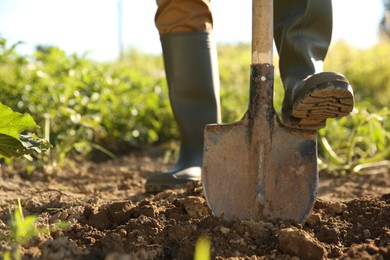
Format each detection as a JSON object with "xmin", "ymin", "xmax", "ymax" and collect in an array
[
  {"xmin": 252, "ymin": 0, "xmax": 273, "ymax": 64},
  {"xmin": 248, "ymin": 64, "xmax": 274, "ymax": 123}
]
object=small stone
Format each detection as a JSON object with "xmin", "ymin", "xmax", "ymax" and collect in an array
[
  {"xmin": 307, "ymin": 213, "xmax": 322, "ymax": 227},
  {"xmin": 342, "ymin": 211, "xmax": 350, "ymax": 218},
  {"xmin": 329, "ymin": 202, "xmax": 347, "ymax": 214},
  {"xmin": 118, "ymin": 229, "xmax": 127, "ymax": 238},
  {"xmin": 220, "ymin": 226, "xmax": 230, "ymax": 235},
  {"xmin": 317, "ymin": 225, "xmax": 340, "ymax": 244}
]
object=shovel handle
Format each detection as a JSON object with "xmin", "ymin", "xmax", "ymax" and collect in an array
[{"xmin": 252, "ymin": 0, "xmax": 273, "ymax": 64}]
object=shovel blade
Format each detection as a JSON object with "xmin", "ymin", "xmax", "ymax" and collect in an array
[
  {"xmin": 202, "ymin": 64, "xmax": 318, "ymax": 223},
  {"xmin": 202, "ymin": 120, "xmax": 317, "ymax": 222}
]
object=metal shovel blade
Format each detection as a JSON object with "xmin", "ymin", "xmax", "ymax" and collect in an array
[{"xmin": 202, "ymin": 64, "xmax": 318, "ymax": 223}]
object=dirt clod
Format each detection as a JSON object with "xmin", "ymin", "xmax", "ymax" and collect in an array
[
  {"xmin": 278, "ymin": 228, "xmax": 327, "ymax": 260},
  {"xmin": 175, "ymin": 196, "xmax": 210, "ymax": 218},
  {"xmin": 317, "ymin": 225, "xmax": 340, "ymax": 244}
]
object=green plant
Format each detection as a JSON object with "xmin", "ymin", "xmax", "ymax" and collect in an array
[
  {"xmin": 194, "ymin": 235, "xmax": 211, "ymax": 260},
  {"xmin": 318, "ymin": 106, "xmax": 390, "ymax": 173},
  {"xmin": 0, "ymin": 102, "xmax": 51, "ymax": 158},
  {"xmin": 0, "ymin": 199, "xmax": 67, "ymax": 260},
  {"xmin": 1, "ymin": 36, "xmax": 389, "ymax": 173},
  {"xmin": 0, "ymin": 38, "xmax": 175, "ymax": 165}
]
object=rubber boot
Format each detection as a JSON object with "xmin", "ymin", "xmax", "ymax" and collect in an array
[
  {"xmin": 145, "ymin": 31, "xmax": 221, "ymax": 192},
  {"xmin": 274, "ymin": 0, "xmax": 354, "ymax": 130}
]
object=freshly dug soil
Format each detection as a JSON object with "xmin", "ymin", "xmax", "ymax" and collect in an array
[{"xmin": 0, "ymin": 151, "xmax": 389, "ymax": 260}]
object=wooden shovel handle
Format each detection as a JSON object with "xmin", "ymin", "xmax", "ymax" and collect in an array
[{"xmin": 252, "ymin": 0, "xmax": 273, "ymax": 64}]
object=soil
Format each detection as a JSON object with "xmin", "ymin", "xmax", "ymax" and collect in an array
[{"xmin": 0, "ymin": 150, "xmax": 389, "ymax": 260}]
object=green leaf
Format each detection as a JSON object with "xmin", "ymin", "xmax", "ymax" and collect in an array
[
  {"xmin": 0, "ymin": 102, "xmax": 37, "ymax": 139},
  {"xmin": 0, "ymin": 103, "xmax": 51, "ymax": 158},
  {"xmin": 0, "ymin": 134, "xmax": 27, "ymax": 158}
]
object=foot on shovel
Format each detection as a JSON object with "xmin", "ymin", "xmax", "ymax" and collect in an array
[{"xmin": 282, "ymin": 72, "xmax": 354, "ymax": 130}]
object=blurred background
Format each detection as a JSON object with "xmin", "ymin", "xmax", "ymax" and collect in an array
[
  {"xmin": 0, "ymin": 0, "xmax": 389, "ymax": 173},
  {"xmin": 0, "ymin": 0, "xmax": 386, "ymax": 61}
]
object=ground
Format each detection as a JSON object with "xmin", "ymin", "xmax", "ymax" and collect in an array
[{"xmin": 0, "ymin": 150, "xmax": 389, "ymax": 260}]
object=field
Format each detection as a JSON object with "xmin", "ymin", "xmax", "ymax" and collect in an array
[
  {"xmin": 0, "ymin": 152, "xmax": 389, "ymax": 259},
  {"xmin": 0, "ymin": 38, "xmax": 389, "ymax": 259}
]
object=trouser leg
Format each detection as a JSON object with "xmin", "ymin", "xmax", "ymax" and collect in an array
[
  {"xmin": 155, "ymin": 0, "xmax": 213, "ymax": 34},
  {"xmin": 146, "ymin": 0, "xmax": 221, "ymax": 192}
]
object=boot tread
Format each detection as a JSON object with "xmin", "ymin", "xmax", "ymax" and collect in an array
[{"xmin": 291, "ymin": 82, "xmax": 354, "ymax": 130}]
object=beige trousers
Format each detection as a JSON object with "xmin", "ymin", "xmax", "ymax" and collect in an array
[{"xmin": 155, "ymin": 0, "xmax": 213, "ymax": 35}]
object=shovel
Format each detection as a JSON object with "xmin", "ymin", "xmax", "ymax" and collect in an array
[{"xmin": 202, "ymin": 0, "xmax": 318, "ymax": 223}]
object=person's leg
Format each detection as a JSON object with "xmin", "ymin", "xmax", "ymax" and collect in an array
[
  {"xmin": 274, "ymin": 0, "xmax": 354, "ymax": 130},
  {"xmin": 146, "ymin": 0, "xmax": 221, "ymax": 192}
]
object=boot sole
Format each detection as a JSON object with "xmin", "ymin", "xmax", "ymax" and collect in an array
[{"xmin": 291, "ymin": 81, "xmax": 354, "ymax": 130}]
